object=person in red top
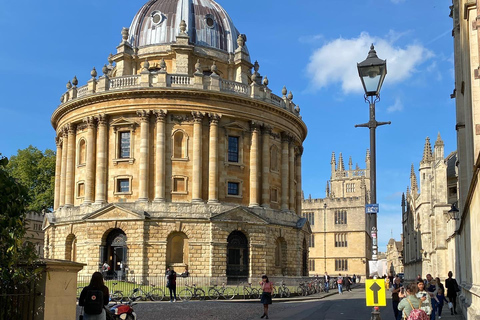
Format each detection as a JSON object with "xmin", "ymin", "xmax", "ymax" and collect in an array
[{"xmin": 259, "ymin": 275, "xmax": 274, "ymax": 319}]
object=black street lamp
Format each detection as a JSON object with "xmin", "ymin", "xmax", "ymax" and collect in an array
[
  {"xmin": 448, "ymin": 203, "xmax": 460, "ymax": 221},
  {"xmin": 356, "ymin": 44, "xmax": 390, "ymax": 263}
]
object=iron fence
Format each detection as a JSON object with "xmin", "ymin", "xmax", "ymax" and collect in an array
[{"xmin": 0, "ymin": 281, "xmax": 38, "ymax": 320}]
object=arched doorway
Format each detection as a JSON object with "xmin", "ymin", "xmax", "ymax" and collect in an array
[
  {"xmin": 101, "ymin": 229, "xmax": 127, "ymax": 280},
  {"xmin": 302, "ymin": 238, "xmax": 308, "ymax": 276},
  {"xmin": 227, "ymin": 231, "xmax": 249, "ymax": 282}
]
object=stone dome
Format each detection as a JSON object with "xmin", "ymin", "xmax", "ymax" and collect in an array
[{"xmin": 128, "ymin": 0, "xmax": 247, "ymax": 55}]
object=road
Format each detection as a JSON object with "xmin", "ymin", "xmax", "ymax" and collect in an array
[{"xmin": 78, "ymin": 284, "xmax": 397, "ymax": 320}]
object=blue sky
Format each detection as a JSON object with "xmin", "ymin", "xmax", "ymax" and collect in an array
[{"xmin": 0, "ymin": 0, "xmax": 455, "ymax": 251}]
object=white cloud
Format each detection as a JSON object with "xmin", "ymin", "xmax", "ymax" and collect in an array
[
  {"xmin": 299, "ymin": 34, "xmax": 324, "ymax": 44},
  {"xmin": 387, "ymin": 97, "xmax": 404, "ymax": 113},
  {"xmin": 306, "ymin": 32, "xmax": 434, "ymax": 94}
]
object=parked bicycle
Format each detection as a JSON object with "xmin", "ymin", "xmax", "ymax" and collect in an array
[
  {"xmin": 180, "ymin": 283, "xmax": 206, "ymax": 301},
  {"xmin": 110, "ymin": 282, "xmax": 124, "ymax": 302},
  {"xmin": 242, "ymin": 282, "xmax": 260, "ymax": 299},
  {"xmin": 128, "ymin": 284, "xmax": 165, "ymax": 301},
  {"xmin": 275, "ymin": 280, "xmax": 290, "ymax": 298},
  {"xmin": 296, "ymin": 282, "xmax": 308, "ymax": 296},
  {"xmin": 208, "ymin": 283, "xmax": 235, "ymax": 300}
]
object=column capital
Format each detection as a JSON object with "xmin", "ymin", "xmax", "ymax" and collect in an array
[
  {"xmin": 55, "ymin": 136, "xmax": 62, "ymax": 147},
  {"xmin": 83, "ymin": 116, "xmax": 96, "ymax": 129},
  {"xmin": 208, "ymin": 113, "xmax": 222, "ymax": 124},
  {"xmin": 96, "ymin": 113, "xmax": 108, "ymax": 125},
  {"xmin": 295, "ymin": 145, "xmax": 304, "ymax": 157},
  {"xmin": 250, "ymin": 120, "xmax": 261, "ymax": 132},
  {"xmin": 281, "ymin": 131, "xmax": 294, "ymax": 143},
  {"xmin": 154, "ymin": 109, "xmax": 168, "ymax": 121},
  {"xmin": 262, "ymin": 124, "xmax": 273, "ymax": 135},
  {"xmin": 66, "ymin": 123, "xmax": 76, "ymax": 135},
  {"xmin": 137, "ymin": 109, "xmax": 151, "ymax": 121},
  {"xmin": 192, "ymin": 111, "xmax": 204, "ymax": 122}
]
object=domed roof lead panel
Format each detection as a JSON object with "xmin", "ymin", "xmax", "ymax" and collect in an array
[{"xmin": 128, "ymin": 0, "xmax": 246, "ymax": 54}]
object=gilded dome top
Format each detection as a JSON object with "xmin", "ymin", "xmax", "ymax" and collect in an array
[{"xmin": 128, "ymin": 0, "xmax": 247, "ymax": 55}]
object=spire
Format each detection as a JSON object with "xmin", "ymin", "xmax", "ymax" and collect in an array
[
  {"xmin": 401, "ymin": 192, "xmax": 405, "ymax": 206},
  {"xmin": 421, "ymin": 137, "xmax": 433, "ymax": 164},
  {"xmin": 410, "ymin": 164, "xmax": 418, "ymax": 193},
  {"xmin": 331, "ymin": 152, "xmax": 336, "ymax": 176},
  {"xmin": 338, "ymin": 153, "xmax": 345, "ymax": 172},
  {"xmin": 326, "ymin": 181, "xmax": 330, "ymax": 197},
  {"xmin": 366, "ymin": 149, "xmax": 371, "ymax": 162},
  {"xmin": 434, "ymin": 132, "xmax": 445, "ymax": 160},
  {"xmin": 348, "ymin": 156, "xmax": 353, "ymax": 171},
  {"xmin": 406, "ymin": 186, "xmax": 410, "ymax": 197},
  {"xmin": 435, "ymin": 132, "xmax": 444, "ymax": 146},
  {"xmin": 331, "ymin": 152, "xmax": 336, "ymax": 165}
]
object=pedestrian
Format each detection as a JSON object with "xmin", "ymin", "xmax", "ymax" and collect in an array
[
  {"xmin": 425, "ymin": 274, "xmax": 438, "ymax": 320},
  {"xmin": 101, "ymin": 261, "xmax": 110, "ymax": 278},
  {"xmin": 445, "ymin": 271, "xmax": 459, "ymax": 315},
  {"xmin": 78, "ymin": 272, "xmax": 110, "ymax": 320},
  {"xmin": 435, "ymin": 277, "xmax": 444, "ymax": 292},
  {"xmin": 398, "ymin": 283, "xmax": 422, "ymax": 319},
  {"xmin": 259, "ymin": 275, "xmax": 274, "ymax": 319},
  {"xmin": 353, "ymin": 274, "xmax": 357, "ymax": 284},
  {"xmin": 391, "ymin": 276, "xmax": 404, "ymax": 320},
  {"xmin": 344, "ymin": 274, "xmax": 352, "ymax": 292},
  {"xmin": 337, "ymin": 274, "xmax": 343, "ymax": 294},
  {"xmin": 167, "ymin": 268, "xmax": 177, "ymax": 302},
  {"xmin": 436, "ymin": 287, "xmax": 449, "ymax": 319},
  {"xmin": 324, "ymin": 272, "xmax": 330, "ymax": 293},
  {"xmin": 416, "ymin": 279, "xmax": 433, "ymax": 317}
]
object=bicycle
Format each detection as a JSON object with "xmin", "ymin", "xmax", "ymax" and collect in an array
[
  {"xmin": 296, "ymin": 282, "xmax": 308, "ymax": 296},
  {"xmin": 242, "ymin": 283, "xmax": 260, "ymax": 299},
  {"xmin": 128, "ymin": 284, "xmax": 165, "ymax": 301},
  {"xmin": 110, "ymin": 282, "xmax": 124, "ymax": 302},
  {"xmin": 179, "ymin": 283, "xmax": 205, "ymax": 301},
  {"xmin": 275, "ymin": 281, "xmax": 290, "ymax": 298},
  {"xmin": 208, "ymin": 283, "xmax": 235, "ymax": 300}
]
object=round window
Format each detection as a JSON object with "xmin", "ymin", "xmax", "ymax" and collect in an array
[
  {"xmin": 205, "ymin": 15, "xmax": 215, "ymax": 28},
  {"xmin": 151, "ymin": 11, "xmax": 163, "ymax": 25}
]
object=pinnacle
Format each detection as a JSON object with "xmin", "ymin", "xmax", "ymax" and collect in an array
[{"xmin": 421, "ymin": 137, "xmax": 433, "ymax": 163}]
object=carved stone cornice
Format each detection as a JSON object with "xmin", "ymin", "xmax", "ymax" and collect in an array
[
  {"xmin": 281, "ymin": 131, "xmax": 294, "ymax": 143},
  {"xmin": 208, "ymin": 113, "xmax": 221, "ymax": 125},
  {"xmin": 192, "ymin": 111, "xmax": 204, "ymax": 123},
  {"xmin": 137, "ymin": 110, "xmax": 151, "ymax": 122},
  {"xmin": 96, "ymin": 113, "xmax": 107, "ymax": 126},
  {"xmin": 154, "ymin": 109, "xmax": 168, "ymax": 122},
  {"xmin": 262, "ymin": 124, "xmax": 273, "ymax": 135},
  {"xmin": 170, "ymin": 114, "xmax": 191, "ymax": 123},
  {"xmin": 295, "ymin": 145, "xmax": 304, "ymax": 157},
  {"xmin": 83, "ymin": 116, "xmax": 96, "ymax": 129}
]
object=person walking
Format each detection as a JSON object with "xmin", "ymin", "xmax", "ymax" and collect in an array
[
  {"xmin": 353, "ymin": 274, "xmax": 357, "ymax": 284},
  {"xmin": 259, "ymin": 275, "xmax": 274, "ymax": 319},
  {"xmin": 324, "ymin": 272, "xmax": 330, "ymax": 293},
  {"xmin": 337, "ymin": 274, "xmax": 343, "ymax": 294},
  {"xmin": 425, "ymin": 274, "xmax": 438, "ymax": 320},
  {"xmin": 78, "ymin": 272, "xmax": 110, "ymax": 320},
  {"xmin": 344, "ymin": 275, "xmax": 352, "ymax": 292},
  {"xmin": 445, "ymin": 271, "xmax": 459, "ymax": 315},
  {"xmin": 416, "ymin": 279, "xmax": 433, "ymax": 317},
  {"xmin": 391, "ymin": 276, "xmax": 404, "ymax": 320},
  {"xmin": 167, "ymin": 268, "xmax": 177, "ymax": 302},
  {"xmin": 398, "ymin": 283, "xmax": 422, "ymax": 319},
  {"xmin": 436, "ymin": 287, "xmax": 449, "ymax": 319}
]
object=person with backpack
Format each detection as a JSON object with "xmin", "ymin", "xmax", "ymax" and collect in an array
[
  {"xmin": 337, "ymin": 274, "xmax": 343, "ymax": 294},
  {"xmin": 398, "ymin": 283, "xmax": 427, "ymax": 320},
  {"xmin": 79, "ymin": 272, "xmax": 110, "ymax": 320}
]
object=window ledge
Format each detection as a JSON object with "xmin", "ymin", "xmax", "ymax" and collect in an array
[
  {"xmin": 226, "ymin": 194, "xmax": 243, "ymax": 199},
  {"xmin": 114, "ymin": 191, "xmax": 133, "ymax": 196},
  {"xmin": 225, "ymin": 162, "xmax": 245, "ymax": 169},
  {"xmin": 171, "ymin": 191, "xmax": 188, "ymax": 195},
  {"xmin": 171, "ymin": 157, "xmax": 189, "ymax": 162},
  {"xmin": 77, "ymin": 163, "xmax": 86, "ymax": 168},
  {"xmin": 113, "ymin": 158, "xmax": 135, "ymax": 165}
]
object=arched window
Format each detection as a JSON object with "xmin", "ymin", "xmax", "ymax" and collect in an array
[
  {"xmin": 167, "ymin": 232, "xmax": 189, "ymax": 267},
  {"xmin": 275, "ymin": 237, "xmax": 287, "ymax": 275},
  {"xmin": 172, "ymin": 130, "xmax": 188, "ymax": 159},
  {"xmin": 65, "ymin": 234, "xmax": 77, "ymax": 261},
  {"xmin": 270, "ymin": 145, "xmax": 279, "ymax": 172},
  {"xmin": 78, "ymin": 139, "xmax": 86, "ymax": 165}
]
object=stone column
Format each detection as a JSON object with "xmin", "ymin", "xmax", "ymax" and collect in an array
[
  {"xmin": 59, "ymin": 128, "xmax": 68, "ymax": 208},
  {"xmin": 137, "ymin": 110, "xmax": 150, "ymax": 202},
  {"xmin": 154, "ymin": 110, "xmax": 167, "ymax": 202},
  {"xmin": 65, "ymin": 124, "xmax": 76, "ymax": 207},
  {"xmin": 192, "ymin": 112, "xmax": 204, "ymax": 202},
  {"xmin": 261, "ymin": 125, "xmax": 271, "ymax": 207},
  {"xmin": 95, "ymin": 114, "xmax": 107, "ymax": 204},
  {"xmin": 249, "ymin": 122, "xmax": 260, "ymax": 207},
  {"xmin": 296, "ymin": 146, "xmax": 303, "ymax": 215},
  {"xmin": 281, "ymin": 132, "xmax": 289, "ymax": 211},
  {"xmin": 289, "ymin": 143, "xmax": 295, "ymax": 211},
  {"xmin": 54, "ymin": 137, "xmax": 62, "ymax": 210},
  {"xmin": 208, "ymin": 114, "xmax": 221, "ymax": 203},
  {"xmin": 84, "ymin": 117, "xmax": 96, "ymax": 205}
]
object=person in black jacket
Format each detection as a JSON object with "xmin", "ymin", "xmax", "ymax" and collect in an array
[
  {"xmin": 79, "ymin": 272, "xmax": 110, "ymax": 320},
  {"xmin": 445, "ymin": 271, "xmax": 459, "ymax": 315}
]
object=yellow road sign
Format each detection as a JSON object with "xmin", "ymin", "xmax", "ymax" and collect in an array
[{"xmin": 365, "ymin": 279, "xmax": 386, "ymax": 306}]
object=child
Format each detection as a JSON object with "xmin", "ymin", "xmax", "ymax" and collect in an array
[{"xmin": 436, "ymin": 287, "xmax": 449, "ymax": 319}]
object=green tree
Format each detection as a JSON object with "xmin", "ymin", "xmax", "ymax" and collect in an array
[
  {"xmin": 0, "ymin": 154, "xmax": 41, "ymax": 289},
  {"xmin": 6, "ymin": 146, "xmax": 56, "ymax": 212}
]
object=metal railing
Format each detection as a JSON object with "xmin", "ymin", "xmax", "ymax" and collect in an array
[{"xmin": 0, "ymin": 282, "xmax": 38, "ymax": 320}]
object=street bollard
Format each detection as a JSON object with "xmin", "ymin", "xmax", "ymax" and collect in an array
[{"xmin": 370, "ymin": 307, "xmax": 381, "ymax": 320}]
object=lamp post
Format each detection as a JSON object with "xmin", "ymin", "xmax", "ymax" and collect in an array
[{"xmin": 355, "ymin": 44, "xmax": 390, "ymax": 264}]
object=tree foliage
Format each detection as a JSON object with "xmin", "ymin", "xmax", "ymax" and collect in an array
[
  {"xmin": 6, "ymin": 146, "xmax": 56, "ymax": 212},
  {"xmin": 0, "ymin": 154, "xmax": 42, "ymax": 289}
]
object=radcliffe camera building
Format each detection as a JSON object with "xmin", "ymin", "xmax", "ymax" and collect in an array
[
  {"xmin": 302, "ymin": 151, "xmax": 373, "ymax": 278},
  {"xmin": 44, "ymin": 0, "xmax": 309, "ymax": 281}
]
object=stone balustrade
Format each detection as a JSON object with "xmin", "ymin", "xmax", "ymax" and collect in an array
[{"xmin": 60, "ymin": 72, "xmax": 300, "ymax": 117}]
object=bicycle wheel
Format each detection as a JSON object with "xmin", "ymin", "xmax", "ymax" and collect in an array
[
  {"xmin": 251, "ymin": 288, "xmax": 261, "ymax": 299},
  {"xmin": 283, "ymin": 287, "xmax": 290, "ymax": 298},
  {"xmin": 208, "ymin": 288, "xmax": 220, "ymax": 300},
  {"xmin": 271, "ymin": 288, "xmax": 277, "ymax": 298},
  {"xmin": 149, "ymin": 288, "xmax": 165, "ymax": 301},
  {"xmin": 196, "ymin": 288, "xmax": 206, "ymax": 300},
  {"xmin": 129, "ymin": 289, "xmax": 143, "ymax": 302},
  {"xmin": 296, "ymin": 286, "xmax": 304, "ymax": 296},
  {"xmin": 180, "ymin": 288, "xmax": 193, "ymax": 301},
  {"xmin": 222, "ymin": 287, "xmax": 235, "ymax": 300},
  {"xmin": 111, "ymin": 291, "xmax": 123, "ymax": 302}
]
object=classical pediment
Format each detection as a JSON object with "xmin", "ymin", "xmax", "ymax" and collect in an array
[
  {"xmin": 222, "ymin": 121, "xmax": 249, "ymax": 132},
  {"xmin": 110, "ymin": 117, "xmax": 137, "ymax": 130},
  {"xmin": 211, "ymin": 206, "xmax": 269, "ymax": 224},
  {"xmin": 42, "ymin": 212, "xmax": 56, "ymax": 229},
  {"xmin": 296, "ymin": 217, "xmax": 312, "ymax": 233},
  {"xmin": 82, "ymin": 204, "xmax": 148, "ymax": 221}
]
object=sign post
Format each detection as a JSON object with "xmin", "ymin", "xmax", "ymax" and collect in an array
[{"xmin": 365, "ymin": 279, "xmax": 386, "ymax": 320}]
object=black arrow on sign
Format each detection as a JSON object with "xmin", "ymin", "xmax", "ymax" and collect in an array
[{"xmin": 370, "ymin": 282, "xmax": 381, "ymax": 304}]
